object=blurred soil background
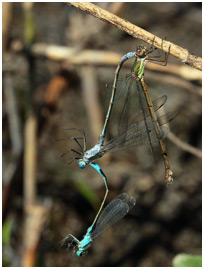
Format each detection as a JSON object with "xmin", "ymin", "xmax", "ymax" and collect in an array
[{"xmin": 2, "ymin": 2, "xmax": 202, "ymax": 267}]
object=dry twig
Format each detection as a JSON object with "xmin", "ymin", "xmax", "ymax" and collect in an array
[
  {"xmin": 11, "ymin": 42, "xmax": 202, "ymax": 82},
  {"xmin": 68, "ymin": 2, "xmax": 202, "ymax": 71},
  {"xmin": 145, "ymin": 71, "xmax": 202, "ymax": 96},
  {"xmin": 2, "ymin": 3, "xmax": 13, "ymax": 52},
  {"xmin": 80, "ymin": 66, "xmax": 103, "ymax": 143},
  {"xmin": 24, "ymin": 114, "xmax": 37, "ymax": 210},
  {"xmin": 21, "ymin": 203, "xmax": 51, "ymax": 267},
  {"xmin": 167, "ymin": 131, "xmax": 202, "ymax": 159}
]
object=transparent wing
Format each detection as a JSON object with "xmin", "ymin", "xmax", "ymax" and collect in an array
[
  {"xmin": 113, "ymin": 193, "xmax": 129, "ymax": 202},
  {"xmin": 91, "ymin": 193, "xmax": 136, "ymax": 239},
  {"xmin": 106, "ymin": 74, "xmax": 131, "ymax": 102},
  {"xmin": 158, "ymin": 111, "xmax": 178, "ymax": 126},
  {"xmin": 129, "ymin": 95, "xmax": 167, "ymax": 126},
  {"xmin": 103, "ymin": 107, "xmax": 176, "ymax": 153},
  {"xmin": 118, "ymin": 77, "xmax": 132, "ymax": 133},
  {"xmin": 117, "ymin": 77, "xmax": 133, "ymax": 147}
]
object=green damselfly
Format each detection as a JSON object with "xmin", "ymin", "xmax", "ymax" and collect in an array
[{"xmin": 101, "ymin": 40, "xmax": 173, "ymax": 185}]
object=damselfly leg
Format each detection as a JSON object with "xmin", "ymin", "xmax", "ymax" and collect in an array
[
  {"xmin": 61, "ymin": 234, "xmax": 79, "ymax": 250},
  {"xmin": 146, "ymin": 37, "xmax": 170, "ymax": 66},
  {"xmin": 53, "ymin": 128, "xmax": 87, "ymax": 163},
  {"xmin": 66, "ymin": 157, "xmax": 81, "ymax": 166},
  {"xmin": 56, "ymin": 148, "xmax": 82, "ymax": 160},
  {"xmin": 57, "ymin": 127, "xmax": 87, "ymax": 152}
]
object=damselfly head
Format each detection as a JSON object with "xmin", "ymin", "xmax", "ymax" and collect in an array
[
  {"xmin": 77, "ymin": 250, "xmax": 88, "ymax": 257},
  {"xmin": 78, "ymin": 159, "xmax": 86, "ymax": 169},
  {"xmin": 128, "ymin": 196, "xmax": 136, "ymax": 207},
  {"xmin": 136, "ymin": 45, "xmax": 148, "ymax": 57}
]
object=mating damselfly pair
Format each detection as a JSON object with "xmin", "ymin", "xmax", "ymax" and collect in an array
[{"xmin": 57, "ymin": 39, "xmax": 177, "ymax": 256}]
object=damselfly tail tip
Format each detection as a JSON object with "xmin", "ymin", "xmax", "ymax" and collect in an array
[
  {"xmin": 166, "ymin": 169, "xmax": 173, "ymax": 186},
  {"xmin": 128, "ymin": 197, "xmax": 136, "ymax": 207}
]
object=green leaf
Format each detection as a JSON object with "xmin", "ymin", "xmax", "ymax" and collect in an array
[
  {"xmin": 2, "ymin": 218, "xmax": 13, "ymax": 246},
  {"xmin": 173, "ymin": 253, "xmax": 202, "ymax": 267},
  {"xmin": 24, "ymin": 12, "xmax": 35, "ymax": 44},
  {"xmin": 74, "ymin": 179, "xmax": 100, "ymax": 211}
]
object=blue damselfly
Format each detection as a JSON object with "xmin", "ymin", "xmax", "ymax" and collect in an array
[
  {"xmin": 61, "ymin": 193, "xmax": 136, "ymax": 256},
  {"xmin": 56, "ymin": 95, "xmax": 176, "ymax": 226}
]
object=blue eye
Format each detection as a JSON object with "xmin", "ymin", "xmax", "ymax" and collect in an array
[
  {"xmin": 77, "ymin": 250, "xmax": 82, "ymax": 256},
  {"xmin": 78, "ymin": 160, "xmax": 86, "ymax": 169},
  {"xmin": 76, "ymin": 250, "xmax": 88, "ymax": 256}
]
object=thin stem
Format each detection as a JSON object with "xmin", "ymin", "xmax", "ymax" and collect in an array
[{"xmin": 167, "ymin": 131, "xmax": 202, "ymax": 159}]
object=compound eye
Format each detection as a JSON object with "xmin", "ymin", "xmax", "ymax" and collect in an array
[
  {"xmin": 76, "ymin": 250, "xmax": 82, "ymax": 256},
  {"xmin": 136, "ymin": 48, "xmax": 141, "ymax": 55},
  {"xmin": 76, "ymin": 250, "xmax": 88, "ymax": 256},
  {"xmin": 136, "ymin": 47, "xmax": 144, "ymax": 57},
  {"xmin": 78, "ymin": 160, "xmax": 86, "ymax": 169}
]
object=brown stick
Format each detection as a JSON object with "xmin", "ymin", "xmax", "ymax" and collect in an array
[
  {"xmin": 11, "ymin": 42, "xmax": 202, "ymax": 82},
  {"xmin": 167, "ymin": 131, "xmax": 202, "ymax": 159},
  {"xmin": 21, "ymin": 204, "xmax": 51, "ymax": 267},
  {"xmin": 24, "ymin": 114, "xmax": 37, "ymax": 210},
  {"xmin": 68, "ymin": 2, "xmax": 202, "ymax": 71},
  {"xmin": 2, "ymin": 3, "xmax": 13, "ymax": 52},
  {"xmin": 80, "ymin": 66, "xmax": 104, "ymax": 143}
]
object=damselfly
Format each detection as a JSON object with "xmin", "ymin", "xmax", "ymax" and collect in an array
[
  {"xmin": 56, "ymin": 95, "xmax": 176, "ymax": 226},
  {"xmin": 61, "ymin": 193, "xmax": 136, "ymax": 256},
  {"xmin": 100, "ymin": 39, "xmax": 173, "ymax": 185}
]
